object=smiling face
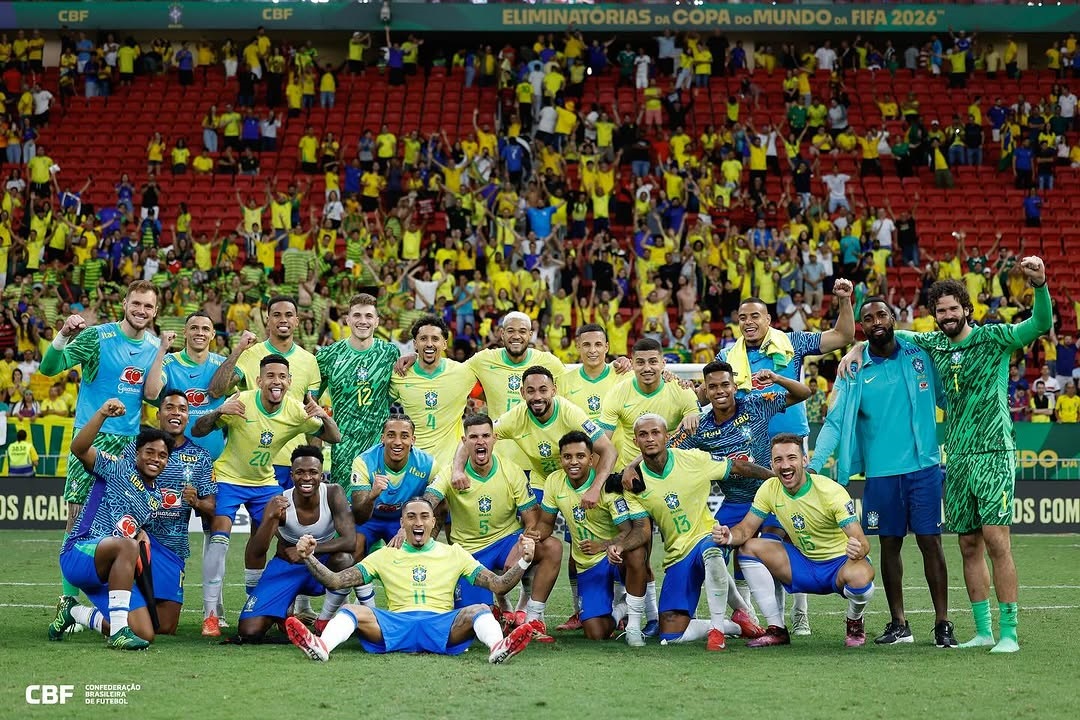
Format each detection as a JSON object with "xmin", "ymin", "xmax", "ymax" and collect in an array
[
  {"xmin": 159, "ymin": 393, "xmax": 190, "ymax": 440},
  {"xmin": 348, "ymin": 303, "xmax": 379, "ymax": 342},
  {"xmin": 414, "ymin": 323, "xmax": 447, "ymax": 369},
  {"xmin": 256, "ymin": 361, "xmax": 292, "ymax": 406},
  {"xmin": 704, "ymin": 369, "xmax": 736, "ymax": 415},
  {"xmin": 401, "ymin": 499, "xmax": 436, "ymax": 548},
  {"xmin": 632, "ymin": 349, "xmax": 664, "ymax": 388},
  {"xmin": 266, "ymin": 300, "xmax": 298, "ymax": 343},
  {"xmin": 123, "ymin": 289, "xmax": 159, "ymax": 333},
  {"xmin": 185, "ymin": 314, "xmax": 214, "ymax": 353},
  {"xmin": 576, "ymin": 330, "xmax": 608, "ymax": 370},
  {"xmin": 737, "ymin": 301, "xmax": 771, "ymax": 346},
  {"xmin": 932, "ymin": 293, "xmax": 969, "ymax": 339},
  {"xmin": 501, "ymin": 317, "xmax": 531, "ymax": 360},
  {"xmin": 382, "ymin": 419, "xmax": 415, "ymax": 467},
  {"xmin": 136, "ymin": 440, "xmax": 170, "ymax": 481},
  {"xmin": 861, "ymin": 301, "xmax": 895, "ymax": 349},
  {"xmin": 521, "ymin": 372, "xmax": 556, "ymax": 421},
  {"xmin": 291, "ymin": 455, "xmax": 323, "ymax": 499},
  {"xmin": 560, "ymin": 441, "xmax": 592, "ymax": 485},
  {"xmin": 771, "ymin": 441, "xmax": 808, "ymax": 494}
]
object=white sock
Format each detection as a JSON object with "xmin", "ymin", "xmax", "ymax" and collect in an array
[
  {"xmin": 645, "ymin": 581, "xmax": 659, "ymax": 622},
  {"xmin": 525, "ymin": 599, "xmax": 546, "ymax": 624},
  {"xmin": 473, "ymin": 611, "xmax": 504, "ymax": 650},
  {"xmin": 569, "ymin": 576, "xmax": 581, "ymax": 615},
  {"xmin": 72, "ymin": 604, "xmax": 104, "ymax": 633},
  {"xmin": 355, "ymin": 583, "xmax": 376, "ymax": 608},
  {"xmin": 777, "ymin": 586, "xmax": 787, "ymax": 619},
  {"xmin": 318, "ymin": 589, "xmax": 351, "ymax": 621},
  {"xmin": 735, "ymin": 579, "xmax": 756, "ymax": 617},
  {"xmin": 703, "ymin": 547, "xmax": 732, "ymax": 631},
  {"xmin": 244, "ymin": 568, "xmax": 263, "ymax": 595},
  {"xmin": 843, "ymin": 582, "xmax": 875, "ymax": 621},
  {"xmin": 671, "ymin": 618, "xmax": 710, "ymax": 643},
  {"xmin": 107, "ymin": 590, "xmax": 131, "ymax": 633},
  {"xmin": 321, "ymin": 607, "xmax": 359, "ymax": 653},
  {"xmin": 203, "ymin": 532, "xmax": 229, "ymax": 618},
  {"xmin": 794, "ymin": 592, "xmax": 809, "ymax": 614},
  {"xmin": 516, "ymin": 570, "xmax": 534, "ymax": 612},
  {"xmin": 612, "ymin": 600, "xmax": 628, "ymax": 626},
  {"xmin": 740, "ymin": 558, "xmax": 784, "ymax": 627},
  {"xmin": 625, "ymin": 593, "xmax": 645, "ymax": 632},
  {"xmin": 294, "ymin": 595, "xmax": 313, "ymax": 614}
]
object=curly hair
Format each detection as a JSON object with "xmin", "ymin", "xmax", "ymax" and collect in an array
[{"xmin": 927, "ymin": 279, "xmax": 973, "ymax": 316}]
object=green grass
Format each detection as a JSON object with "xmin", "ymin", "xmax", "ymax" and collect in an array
[{"xmin": 1, "ymin": 531, "xmax": 1078, "ymax": 720}]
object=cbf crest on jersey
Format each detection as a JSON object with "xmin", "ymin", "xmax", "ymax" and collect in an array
[
  {"xmin": 424, "ymin": 391, "xmax": 438, "ymax": 408},
  {"xmin": 412, "ymin": 566, "xmax": 427, "ymax": 583},
  {"xmin": 508, "ymin": 375, "xmax": 522, "ymax": 391},
  {"xmin": 538, "ymin": 441, "xmax": 552, "ymax": 458},
  {"xmin": 357, "ymin": 365, "xmax": 370, "ymax": 382},
  {"xmin": 792, "ymin": 514, "xmax": 806, "ymax": 530},
  {"xmin": 478, "ymin": 495, "xmax": 493, "ymax": 513},
  {"xmin": 664, "ymin": 493, "xmax": 680, "ymax": 511},
  {"xmin": 260, "ymin": 431, "xmax": 274, "ymax": 447},
  {"xmin": 587, "ymin": 395, "xmax": 601, "ymax": 413},
  {"xmin": 572, "ymin": 506, "xmax": 586, "ymax": 523},
  {"xmin": 912, "ymin": 358, "xmax": 925, "ymax": 374}
]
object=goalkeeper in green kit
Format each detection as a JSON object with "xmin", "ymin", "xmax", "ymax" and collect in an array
[{"xmin": 840, "ymin": 255, "xmax": 1050, "ymax": 653}]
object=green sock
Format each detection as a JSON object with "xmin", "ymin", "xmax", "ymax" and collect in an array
[
  {"xmin": 971, "ymin": 599, "xmax": 993, "ymax": 637},
  {"xmin": 60, "ymin": 533, "xmax": 79, "ymax": 598},
  {"xmin": 999, "ymin": 602, "xmax": 1018, "ymax": 642}
]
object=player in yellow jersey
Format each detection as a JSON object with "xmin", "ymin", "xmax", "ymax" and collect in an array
[
  {"xmin": 389, "ymin": 315, "xmax": 474, "ymax": 467},
  {"xmin": 559, "ymin": 323, "xmax": 623, "ymax": 422},
  {"xmin": 286, "ymin": 497, "xmax": 537, "ymax": 663},
  {"xmin": 192, "ymin": 354, "xmax": 341, "ymax": 634},
  {"xmin": 534, "ymin": 432, "xmax": 651, "ymax": 644},
  {"xmin": 209, "ymin": 296, "xmax": 321, "ymax": 488},
  {"xmin": 714, "ymin": 434, "xmax": 875, "ymax": 648},
  {"xmin": 425, "ymin": 415, "xmax": 562, "ymax": 638},
  {"xmin": 625, "ymin": 414, "xmax": 769, "ymax": 650},
  {"xmin": 597, "ymin": 337, "xmax": 701, "ymax": 473}
]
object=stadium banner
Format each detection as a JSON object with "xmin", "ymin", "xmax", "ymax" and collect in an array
[
  {"xmin": 1, "ymin": 416, "xmax": 74, "ymax": 477},
  {"xmin": 1, "ymin": 2, "xmax": 1077, "ymax": 33},
  {"xmin": 0, "ymin": 474, "xmax": 253, "ymax": 532}
]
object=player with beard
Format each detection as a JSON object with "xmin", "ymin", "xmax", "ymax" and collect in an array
[
  {"xmin": 193, "ymin": 354, "xmax": 341, "ymax": 636},
  {"xmin": 715, "ymin": 434, "xmax": 876, "ymax": 649},
  {"xmin": 315, "ymin": 293, "xmax": 401, "ymax": 492},
  {"xmin": 237, "ymin": 446, "xmax": 355, "ymax": 641},
  {"xmin": 51, "ymin": 399, "xmax": 170, "ymax": 650},
  {"xmin": 330, "ymin": 415, "xmax": 438, "ymax": 629},
  {"xmin": 210, "ymin": 296, "xmax": 321, "ymax": 490},
  {"xmin": 711, "ymin": 279, "xmax": 855, "ymax": 636},
  {"xmin": 810, "ymin": 297, "xmax": 954, "ymax": 647},
  {"xmin": 389, "ymin": 316, "xmax": 475, "ymax": 468},
  {"xmin": 839, "ymin": 257, "xmax": 1051, "ymax": 653},
  {"xmin": 43, "ymin": 280, "xmax": 162, "ymax": 640},
  {"xmin": 285, "ymin": 497, "xmax": 537, "ymax": 663},
  {"xmin": 673, "ymin": 361, "xmax": 810, "ymax": 624}
]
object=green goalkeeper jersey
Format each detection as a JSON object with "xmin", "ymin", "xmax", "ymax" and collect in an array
[{"xmin": 316, "ymin": 337, "xmax": 400, "ymax": 454}]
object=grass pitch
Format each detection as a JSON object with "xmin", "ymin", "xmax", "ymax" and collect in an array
[{"xmin": 1, "ymin": 531, "xmax": 1078, "ymax": 720}]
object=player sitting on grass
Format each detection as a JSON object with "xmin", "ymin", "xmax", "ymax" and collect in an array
[
  {"xmin": 51, "ymin": 399, "xmax": 171, "ymax": 650},
  {"xmin": 714, "ymin": 433, "xmax": 876, "ymax": 648},
  {"xmin": 286, "ymin": 497, "xmax": 537, "ymax": 664},
  {"xmin": 237, "ymin": 445, "xmax": 355, "ymax": 641}
]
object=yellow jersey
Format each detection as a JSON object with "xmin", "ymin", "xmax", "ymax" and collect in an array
[
  {"xmin": 559, "ymin": 364, "xmax": 622, "ymax": 421},
  {"xmin": 357, "ymin": 540, "xmax": 481, "ymax": 613},
  {"xmin": 214, "ymin": 390, "xmax": 323, "ymax": 487},
  {"xmin": 628, "ymin": 449, "xmax": 730, "ymax": 567},
  {"xmin": 750, "ymin": 473, "xmax": 858, "ymax": 562},
  {"xmin": 389, "ymin": 358, "xmax": 476, "ymax": 466},
  {"xmin": 1056, "ymin": 394, "xmax": 1080, "ymax": 423},
  {"xmin": 494, "ymin": 396, "xmax": 604, "ymax": 487},
  {"xmin": 427, "ymin": 454, "xmax": 535, "ymax": 552},
  {"xmin": 539, "ymin": 469, "xmax": 646, "ymax": 569},
  {"xmin": 599, "ymin": 378, "xmax": 701, "ymax": 469}
]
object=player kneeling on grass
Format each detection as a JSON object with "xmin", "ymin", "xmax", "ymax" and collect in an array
[
  {"xmin": 286, "ymin": 497, "xmax": 537, "ymax": 663},
  {"xmin": 237, "ymin": 445, "xmax": 355, "ymax": 641},
  {"xmin": 714, "ymin": 434, "xmax": 875, "ymax": 648},
  {"xmin": 51, "ymin": 399, "xmax": 171, "ymax": 650},
  {"xmin": 532, "ymin": 431, "xmax": 652, "ymax": 645}
]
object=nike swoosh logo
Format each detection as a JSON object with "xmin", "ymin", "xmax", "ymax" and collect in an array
[
  {"xmin": 638, "ymin": 491, "xmax": 652, "ymax": 499},
  {"xmin": 189, "ymin": 373, "xmax": 199, "ymax": 378},
  {"xmin": 623, "ymin": 403, "xmax": 634, "ymax": 408},
  {"xmin": 569, "ymin": 389, "xmax": 582, "ymax": 395},
  {"xmin": 556, "ymin": 494, "xmax": 568, "ymax": 499},
  {"xmin": 129, "ymin": 350, "xmax": 139, "ymax": 356},
  {"xmin": 863, "ymin": 376, "xmax": 876, "ymax": 384}
]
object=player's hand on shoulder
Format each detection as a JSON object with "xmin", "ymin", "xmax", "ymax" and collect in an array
[
  {"xmin": 612, "ymin": 356, "xmax": 632, "ymax": 374},
  {"xmin": 837, "ymin": 344, "xmax": 863, "ymax": 380},
  {"xmin": 451, "ymin": 470, "xmax": 471, "ymax": 491},
  {"xmin": 61, "ymin": 314, "xmax": 87, "ymax": 338},
  {"xmin": 1020, "ymin": 255, "xmax": 1046, "ymax": 285},
  {"xmin": 393, "ymin": 353, "xmax": 417, "ymax": 377},
  {"xmin": 832, "ymin": 278, "xmax": 854, "ymax": 299},
  {"xmin": 221, "ymin": 392, "xmax": 246, "ymax": 417},
  {"xmin": 295, "ymin": 534, "xmax": 317, "ymax": 559},
  {"xmin": 578, "ymin": 488, "xmax": 601, "ymax": 510},
  {"xmin": 388, "ymin": 529, "xmax": 405, "ymax": 549},
  {"xmin": 99, "ymin": 398, "xmax": 126, "ymax": 417},
  {"xmin": 678, "ymin": 412, "xmax": 700, "ymax": 434}
]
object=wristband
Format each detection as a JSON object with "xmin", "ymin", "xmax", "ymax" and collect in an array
[
  {"xmin": 517, "ymin": 557, "xmax": 531, "ymax": 570},
  {"xmin": 1031, "ymin": 279, "xmax": 1047, "ymax": 289},
  {"xmin": 52, "ymin": 333, "xmax": 72, "ymax": 351}
]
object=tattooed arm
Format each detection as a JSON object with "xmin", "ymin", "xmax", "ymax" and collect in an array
[
  {"xmin": 472, "ymin": 535, "xmax": 535, "ymax": 596},
  {"xmin": 296, "ymin": 534, "xmax": 364, "ymax": 590}
]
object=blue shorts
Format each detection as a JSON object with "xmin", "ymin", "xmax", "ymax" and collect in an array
[
  {"xmin": 715, "ymin": 501, "xmax": 782, "ymax": 531},
  {"xmin": 239, "ymin": 555, "xmax": 326, "ymax": 620},
  {"xmin": 457, "ymin": 531, "xmax": 522, "ymax": 607},
  {"xmin": 148, "ymin": 536, "xmax": 185, "ymax": 604},
  {"xmin": 780, "ymin": 544, "xmax": 849, "ymax": 596},
  {"xmin": 60, "ymin": 540, "xmax": 148, "ymax": 615},
  {"xmin": 658, "ymin": 535, "xmax": 724, "ymax": 634},
  {"xmin": 274, "ymin": 465, "xmax": 293, "ymax": 491},
  {"xmin": 578, "ymin": 557, "xmax": 624, "ymax": 622},
  {"xmin": 357, "ymin": 517, "xmax": 401, "ymax": 552},
  {"xmin": 360, "ymin": 607, "xmax": 474, "ymax": 656},
  {"xmin": 863, "ymin": 465, "xmax": 943, "ymax": 537},
  {"xmin": 215, "ymin": 484, "xmax": 282, "ymax": 527}
]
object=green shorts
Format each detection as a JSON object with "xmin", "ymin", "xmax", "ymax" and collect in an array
[
  {"xmin": 329, "ymin": 439, "xmax": 366, "ymax": 492},
  {"xmin": 943, "ymin": 451, "xmax": 1015, "ymax": 535},
  {"xmin": 64, "ymin": 432, "xmax": 134, "ymax": 504}
]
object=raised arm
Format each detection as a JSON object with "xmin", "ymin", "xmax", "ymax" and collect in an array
[
  {"xmin": 208, "ymin": 330, "xmax": 256, "ymax": 398},
  {"xmin": 819, "ymin": 278, "xmax": 855, "ymax": 353},
  {"xmin": 70, "ymin": 399, "xmax": 126, "ymax": 472},
  {"xmin": 473, "ymin": 535, "xmax": 534, "ymax": 595},
  {"xmin": 1009, "ymin": 257, "xmax": 1052, "ymax": 347},
  {"xmin": 143, "ymin": 330, "xmax": 176, "ymax": 402},
  {"xmin": 754, "ymin": 369, "xmax": 813, "ymax": 406}
]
